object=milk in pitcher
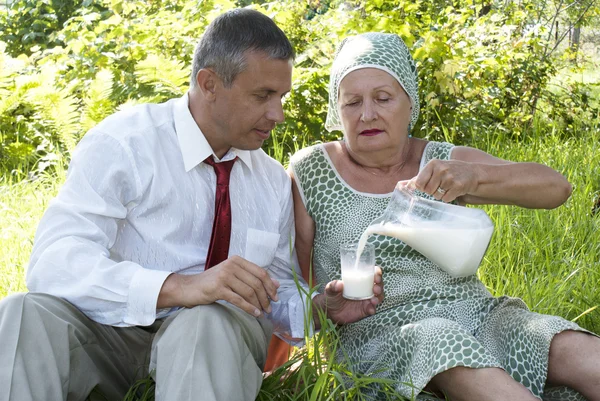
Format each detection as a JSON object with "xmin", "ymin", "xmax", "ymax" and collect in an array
[
  {"xmin": 356, "ymin": 222, "xmax": 493, "ymax": 277},
  {"xmin": 354, "ymin": 187, "xmax": 494, "ymax": 278}
]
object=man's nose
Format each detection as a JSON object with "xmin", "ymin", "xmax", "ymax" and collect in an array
[{"xmin": 266, "ymin": 99, "xmax": 285, "ymax": 123}]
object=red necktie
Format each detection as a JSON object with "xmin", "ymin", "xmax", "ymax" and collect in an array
[{"xmin": 204, "ymin": 156, "xmax": 237, "ymax": 269}]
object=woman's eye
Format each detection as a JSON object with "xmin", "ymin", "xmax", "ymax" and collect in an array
[
  {"xmin": 377, "ymin": 98, "xmax": 390, "ymax": 102},
  {"xmin": 345, "ymin": 101, "xmax": 360, "ymax": 107}
]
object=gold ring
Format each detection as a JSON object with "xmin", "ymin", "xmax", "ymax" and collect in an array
[{"xmin": 436, "ymin": 187, "xmax": 447, "ymax": 195}]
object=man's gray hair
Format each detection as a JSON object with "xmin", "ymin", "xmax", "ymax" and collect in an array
[{"xmin": 190, "ymin": 9, "xmax": 295, "ymax": 88}]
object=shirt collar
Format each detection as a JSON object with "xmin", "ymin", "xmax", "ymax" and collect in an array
[{"xmin": 174, "ymin": 93, "xmax": 253, "ymax": 172}]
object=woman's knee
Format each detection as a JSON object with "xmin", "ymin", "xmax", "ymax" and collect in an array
[
  {"xmin": 431, "ymin": 365, "xmax": 495, "ymax": 386},
  {"xmin": 429, "ymin": 367, "xmax": 537, "ymax": 400},
  {"xmin": 547, "ymin": 330, "xmax": 600, "ymax": 386},
  {"xmin": 548, "ymin": 330, "xmax": 596, "ymax": 365},
  {"xmin": 428, "ymin": 366, "xmax": 486, "ymax": 396}
]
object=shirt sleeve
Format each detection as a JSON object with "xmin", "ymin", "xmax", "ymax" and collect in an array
[
  {"xmin": 263, "ymin": 172, "xmax": 317, "ymax": 346},
  {"xmin": 26, "ymin": 130, "xmax": 171, "ymax": 327}
]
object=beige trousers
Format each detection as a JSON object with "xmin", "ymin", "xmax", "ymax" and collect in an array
[{"xmin": 0, "ymin": 293, "xmax": 271, "ymax": 401}]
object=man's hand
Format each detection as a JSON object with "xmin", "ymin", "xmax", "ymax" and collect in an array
[
  {"xmin": 312, "ymin": 267, "xmax": 383, "ymax": 328},
  {"xmin": 157, "ymin": 255, "xmax": 279, "ymax": 317}
]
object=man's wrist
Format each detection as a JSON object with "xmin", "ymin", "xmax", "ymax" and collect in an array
[{"xmin": 157, "ymin": 273, "xmax": 183, "ymax": 309}]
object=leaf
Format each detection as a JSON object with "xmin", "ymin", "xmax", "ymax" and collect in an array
[
  {"xmin": 24, "ymin": 69, "xmax": 81, "ymax": 152},
  {"xmin": 81, "ymin": 69, "xmax": 115, "ymax": 132},
  {"xmin": 134, "ymin": 53, "xmax": 188, "ymax": 96},
  {"xmin": 442, "ymin": 60, "xmax": 461, "ymax": 77}
]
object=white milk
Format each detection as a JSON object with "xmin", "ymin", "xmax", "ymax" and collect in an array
[
  {"xmin": 341, "ymin": 242, "xmax": 375, "ymax": 300},
  {"xmin": 356, "ymin": 226, "xmax": 380, "ymax": 262},
  {"xmin": 356, "ymin": 222, "xmax": 493, "ymax": 277},
  {"xmin": 341, "ymin": 267, "xmax": 375, "ymax": 299}
]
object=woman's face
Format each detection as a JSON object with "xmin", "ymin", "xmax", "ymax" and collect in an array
[{"xmin": 338, "ymin": 68, "xmax": 412, "ymax": 154}]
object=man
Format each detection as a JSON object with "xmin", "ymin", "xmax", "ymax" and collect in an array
[{"xmin": 0, "ymin": 9, "xmax": 311, "ymax": 401}]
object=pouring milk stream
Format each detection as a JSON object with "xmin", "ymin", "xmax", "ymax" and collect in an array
[{"xmin": 353, "ymin": 186, "xmax": 494, "ymax": 278}]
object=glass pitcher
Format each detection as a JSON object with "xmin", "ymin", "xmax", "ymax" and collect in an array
[{"xmin": 366, "ymin": 186, "xmax": 495, "ymax": 277}]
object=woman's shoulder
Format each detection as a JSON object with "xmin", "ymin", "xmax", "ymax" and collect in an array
[
  {"xmin": 289, "ymin": 143, "xmax": 325, "ymax": 166},
  {"xmin": 290, "ymin": 141, "xmax": 347, "ymax": 172},
  {"xmin": 421, "ymin": 140, "xmax": 455, "ymax": 163},
  {"xmin": 289, "ymin": 142, "xmax": 344, "ymax": 189}
]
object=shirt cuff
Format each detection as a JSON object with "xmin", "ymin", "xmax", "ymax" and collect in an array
[{"xmin": 124, "ymin": 267, "xmax": 172, "ymax": 326}]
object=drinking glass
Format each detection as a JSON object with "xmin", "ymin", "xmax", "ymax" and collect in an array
[{"xmin": 340, "ymin": 242, "xmax": 375, "ymax": 300}]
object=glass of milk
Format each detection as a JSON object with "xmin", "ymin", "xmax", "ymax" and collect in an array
[{"xmin": 340, "ymin": 242, "xmax": 375, "ymax": 300}]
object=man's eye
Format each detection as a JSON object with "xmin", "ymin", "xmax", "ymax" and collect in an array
[{"xmin": 255, "ymin": 94, "xmax": 268, "ymax": 100}]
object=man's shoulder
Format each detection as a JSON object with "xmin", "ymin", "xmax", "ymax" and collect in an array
[
  {"xmin": 250, "ymin": 148, "xmax": 287, "ymax": 176},
  {"xmin": 91, "ymin": 99, "xmax": 176, "ymax": 143}
]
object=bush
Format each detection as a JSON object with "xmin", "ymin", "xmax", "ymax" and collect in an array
[{"xmin": 0, "ymin": 0, "xmax": 598, "ymax": 175}]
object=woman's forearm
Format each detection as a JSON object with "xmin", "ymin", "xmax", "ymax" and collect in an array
[{"xmin": 461, "ymin": 162, "xmax": 572, "ymax": 209}]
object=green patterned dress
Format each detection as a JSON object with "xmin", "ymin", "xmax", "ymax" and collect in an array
[{"xmin": 290, "ymin": 141, "xmax": 588, "ymax": 401}]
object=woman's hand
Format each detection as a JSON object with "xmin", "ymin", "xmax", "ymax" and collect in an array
[
  {"xmin": 312, "ymin": 266, "xmax": 384, "ymax": 327},
  {"xmin": 400, "ymin": 159, "xmax": 479, "ymax": 204}
]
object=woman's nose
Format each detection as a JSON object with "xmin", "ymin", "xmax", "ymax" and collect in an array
[{"xmin": 360, "ymin": 100, "xmax": 377, "ymax": 122}]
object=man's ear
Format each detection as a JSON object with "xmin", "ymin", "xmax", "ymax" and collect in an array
[{"xmin": 196, "ymin": 69, "xmax": 218, "ymax": 101}]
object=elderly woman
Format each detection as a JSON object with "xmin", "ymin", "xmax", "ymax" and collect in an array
[{"xmin": 291, "ymin": 33, "xmax": 600, "ymax": 401}]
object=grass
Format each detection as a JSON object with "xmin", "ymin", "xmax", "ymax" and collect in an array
[
  {"xmin": 472, "ymin": 129, "xmax": 600, "ymax": 332},
  {"xmin": 1, "ymin": 125, "xmax": 599, "ymax": 400},
  {"xmin": 551, "ymin": 55, "xmax": 600, "ymax": 101},
  {"xmin": 0, "ymin": 169, "xmax": 65, "ymax": 299}
]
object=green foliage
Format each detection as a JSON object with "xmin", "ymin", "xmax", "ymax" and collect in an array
[
  {"xmin": 313, "ymin": 0, "xmax": 567, "ymax": 140},
  {"xmin": 542, "ymin": 60, "xmax": 600, "ymax": 137},
  {"xmin": 0, "ymin": 42, "xmax": 71, "ymax": 173},
  {"xmin": 0, "ymin": 0, "xmax": 112, "ymax": 56},
  {"xmin": 1, "ymin": 0, "xmax": 599, "ymax": 174},
  {"xmin": 0, "ymin": 0, "xmax": 212, "ymax": 173}
]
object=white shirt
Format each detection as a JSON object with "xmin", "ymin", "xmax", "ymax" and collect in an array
[{"xmin": 27, "ymin": 93, "xmax": 311, "ymax": 341}]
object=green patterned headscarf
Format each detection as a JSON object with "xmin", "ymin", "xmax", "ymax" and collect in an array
[{"xmin": 325, "ymin": 32, "xmax": 420, "ymax": 133}]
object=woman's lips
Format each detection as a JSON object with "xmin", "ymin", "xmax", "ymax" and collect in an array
[{"xmin": 360, "ymin": 129, "xmax": 383, "ymax": 136}]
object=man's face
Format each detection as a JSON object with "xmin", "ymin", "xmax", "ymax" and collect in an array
[{"xmin": 209, "ymin": 51, "xmax": 292, "ymax": 158}]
